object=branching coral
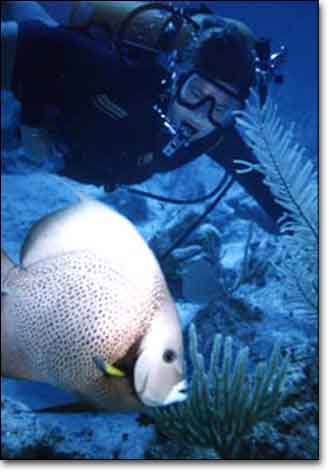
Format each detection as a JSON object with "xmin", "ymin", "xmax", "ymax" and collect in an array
[{"xmin": 151, "ymin": 324, "xmax": 288, "ymax": 459}]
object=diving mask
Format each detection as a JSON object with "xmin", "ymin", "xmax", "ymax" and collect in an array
[
  {"xmin": 176, "ymin": 70, "xmax": 242, "ymax": 128},
  {"xmin": 158, "ymin": 70, "xmax": 242, "ymax": 158}
]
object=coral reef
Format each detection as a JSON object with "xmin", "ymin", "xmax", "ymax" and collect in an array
[{"xmin": 1, "ymin": 395, "xmax": 155, "ymax": 460}]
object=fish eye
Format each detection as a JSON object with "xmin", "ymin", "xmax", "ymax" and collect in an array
[{"xmin": 162, "ymin": 349, "xmax": 177, "ymax": 364}]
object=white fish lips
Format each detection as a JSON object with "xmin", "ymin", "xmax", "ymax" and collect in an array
[
  {"xmin": 141, "ymin": 380, "xmax": 188, "ymax": 407},
  {"xmin": 162, "ymin": 380, "xmax": 188, "ymax": 406}
]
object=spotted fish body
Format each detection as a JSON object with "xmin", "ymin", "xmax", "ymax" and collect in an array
[{"xmin": 1, "ymin": 198, "xmax": 186, "ymax": 411}]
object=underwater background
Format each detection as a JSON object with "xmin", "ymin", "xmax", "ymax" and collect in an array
[{"xmin": 1, "ymin": 1, "xmax": 318, "ymax": 460}]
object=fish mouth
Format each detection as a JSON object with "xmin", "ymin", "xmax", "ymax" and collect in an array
[
  {"xmin": 162, "ymin": 380, "xmax": 188, "ymax": 406},
  {"xmin": 139, "ymin": 380, "xmax": 188, "ymax": 408}
]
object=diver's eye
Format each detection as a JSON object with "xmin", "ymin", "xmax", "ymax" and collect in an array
[{"xmin": 163, "ymin": 349, "xmax": 177, "ymax": 364}]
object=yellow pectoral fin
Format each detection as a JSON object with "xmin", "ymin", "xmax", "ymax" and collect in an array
[
  {"xmin": 94, "ymin": 355, "xmax": 126, "ymax": 378},
  {"xmin": 104, "ymin": 363, "xmax": 126, "ymax": 378}
]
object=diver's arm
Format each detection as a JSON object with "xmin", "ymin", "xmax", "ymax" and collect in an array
[
  {"xmin": 2, "ymin": 1, "xmax": 58, "ymax": 26},
  {"xmin": 207, "ymin": 127, "xmax": 285, "ymax": 224}
]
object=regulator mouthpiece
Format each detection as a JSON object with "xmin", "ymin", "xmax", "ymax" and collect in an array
[{"xmin": 162, "ymin": 123, "xmax": 196, "ymax": 158}]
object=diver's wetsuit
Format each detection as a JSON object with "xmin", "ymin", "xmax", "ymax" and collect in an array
[{"xmin": 11, "ymin": 20, "xmax": 284, "ymax": 223}]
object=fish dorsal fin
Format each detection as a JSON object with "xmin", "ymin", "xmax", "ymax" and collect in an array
[
  {"xmin": 20, "ymin": 198, "xmax": 105, "ymax": 267},
  {"xmin": 20, "ymin": 199, "xmax": 159, "ymax": 288}
]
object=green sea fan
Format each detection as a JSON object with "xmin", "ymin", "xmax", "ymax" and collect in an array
[{"xmin": 151, "ymin": 324, "xmax": 288, "ymax": 459}]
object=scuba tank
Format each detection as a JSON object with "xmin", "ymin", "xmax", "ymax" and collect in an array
[{"xmin": 69, "ymin": 1, "xmax": 200, "ymax": 53}]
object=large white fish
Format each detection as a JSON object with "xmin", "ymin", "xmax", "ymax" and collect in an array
[{"xmin": 1, "ymin": 197, "xmax": 187, "ymax": 412}]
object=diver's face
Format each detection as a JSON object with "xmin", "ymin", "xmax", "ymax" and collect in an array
[{"xmin": 168, "ymin": 72, "xmax": 241, "ymax": 142}]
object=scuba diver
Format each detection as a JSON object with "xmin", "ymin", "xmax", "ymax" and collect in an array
[{"xmin": 1, "ymin": 1, "xmax": 287, "ymax": 225}]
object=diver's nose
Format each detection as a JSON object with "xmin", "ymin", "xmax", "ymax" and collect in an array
[
  {"xmin": 195, "ymin": 98, "xmax": 212, "ymax": 118},
  {"xmin": 192, "ymin": 102, "xmax": 214, "ymax": 127}
]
